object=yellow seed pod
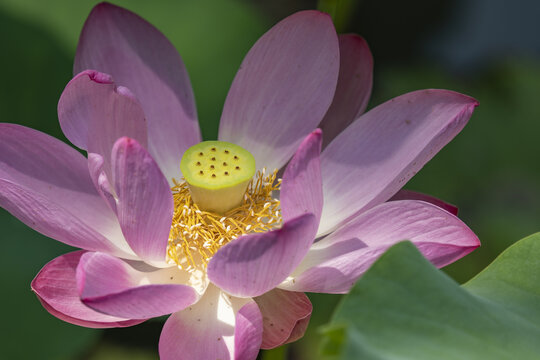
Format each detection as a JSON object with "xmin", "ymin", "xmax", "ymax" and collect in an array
[{"xmin": 180, "ymin": 141, "xmax": 256, "ymax": 214}]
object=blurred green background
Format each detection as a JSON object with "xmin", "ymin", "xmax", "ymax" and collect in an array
[{"xmin": 1, "ymin": 0, "xmax": 539, "ymax": 359}]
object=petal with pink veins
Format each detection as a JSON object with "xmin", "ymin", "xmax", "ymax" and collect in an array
[
  {"xmin": 31, "ymin": 251, "xmax": 145, "ymax": 328},
  {"xmin": 75, "ymin": 3, "xmax": 200, "ymax": 184},
  {"xmin": 318, "ymin": 34, "xmax": 373, "ymax": 149},
  {"xmin": 280, "ymin": 200, "xmax": 479, "ymax": 294},
  {"xmin": 219, "ymin": 10, "xmax": 339, "ymax": 172},
  {"xmin": 112, "ymin": 137, "xmax": 173, "ymax": 264},
  {"xmin": 159, "ymin": 284, "xmax": 262, "ymax": 360},
  {"xmin": 0, "ymin": 124, "xmax": 133, "ymax": 257},
  {"xmin": 76, "ymin": 252, "xmax": 198, "ymax": 319},
  {"xmin": 319, "ymin": 89, "xmax": 478, "ymax": 235},
  {"xmin": 254, "ymin": 289, "xmax": 312, "ymax": 349},
  {"xmin": 280, "ymin": 129, "xmax": 323, "ymax": 224},
  {"xmin": 389, "ymin": 189, "xmax": 458, "ymax": 216},
  {"xmin": 58, "ymin": 70, "xmax": 147, "ymax": 181},
  {"xmin": 208, "ymin": 213, "xmax": 317, "ymax": 298}
]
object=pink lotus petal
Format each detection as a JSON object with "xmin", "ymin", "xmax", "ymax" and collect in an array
[
  {"xmin": 87, "ymin": 153, "xmax": 117, "ymax": 213},
  {"xmin": 280, "ymin": 200, "xmax": 479, "ymax": 293},
  {"xmin": 284, "ymin": 315, "xmax": 311, "ymax": 345},
  {"xmin": 159, "ymin": 285, "xmax": 262, "ymax": 360},
  {"xmin": 234, "ymin": 302, "xmax": 264, "ymax": 360},
  {"xmin": 58, "ymin": 70, "xmax": 148, "ymax": 182},
  {"xmin": 207, "ymin": 213, "xmax": 317, "ymax": 298},
  {"xmin": 0, "ymin": 124, "xmax": 132, "ymax": 257},
  {"xmin": 281, "ymin": 129, "xmax": 323, "ymax": 224},
  {"xmin": 254, "ymin": 289, "xmax": 312, "ymax": 349},
  {"xmin": 390, "ymin": 189, "xmax": 458, "ymax": 215},
  {"xmin": 31, "ymin": 251, "xmax": 145, "ymax": 328},
  {"xmin": 77, "ymin": 252, "xmax": 197, "ymax": 319},
  {"xmin": 112, "ymin": 137, "xmax": 173, "ymax": 263},
  {"xmin": 319, "ymin": 34, "xmax": 373, "ymax": 149},
  {"xmin": 218, "ymin": 10, "xmax": 339, "ymax": 171},
  {"xmin": 319, "ymin": 89, "xmax": 478, "ymax": 235},
  {"xmin": 75, "ymin": 3, "xmax": 200, "ymax": 183}
]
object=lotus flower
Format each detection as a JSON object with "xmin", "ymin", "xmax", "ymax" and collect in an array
[{"xmin": 0, "ymin": 3, "xmax": 480, "ymax": 359}]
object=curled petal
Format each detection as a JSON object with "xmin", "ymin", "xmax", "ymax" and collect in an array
[
  {"xmin": 254, "ymin": 289, "xmax": 312, "ymax": 349},
  {"xmin": 31, "ymin": 251, "xmax": 144, "ymax": 328},
  {"xmin": 58, "ymin": 70, "xmax": 148, "ymax": 181},
  {"xmin": 77, "ymin": 252, "xmax": 198, "ymax": 319},
  {"xmin": 208, "ymin": 214, "xmax": 317, "ymax": 298},
  {"xmin": 112, "ymin": 137, "xmax": 173, "ymax": 264},
  {"xmin": 75, "ymin": 3, "xmax": 200, "ymax": 183}
]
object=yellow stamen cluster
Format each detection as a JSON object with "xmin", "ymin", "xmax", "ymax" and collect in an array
[{"xmin": 167, "ymin": 169, "xmax": 282, "ymax": 271}]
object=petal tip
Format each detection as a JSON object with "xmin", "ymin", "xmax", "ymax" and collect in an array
[
  {"xmin": 114, "ymin": 136, "xmax": 136, "ymax": 148},
  {"xmin": 306, "ymin": 128, "xmax": 323, "ymax": 148},
  {"xmin": 470, "ymin": 235, "xmax": 481, "ymax": 249},
  {"xmin": 297, "ymin": 9, "xmax": 333, "ymax": 19},
  {"xmin": 75, "ymin": 69, "xmax": 114, "ymax": 84},
  {"xmin": 115, "ymin": 85, "xmax": 138, "ymax": 101},
  {"xmin": 284, "ymin": 10, "xmax": 337, "ymax": 31},
  {"xmin": 91, "ymin": 1, "xmax": 122, "ymax": 14}
]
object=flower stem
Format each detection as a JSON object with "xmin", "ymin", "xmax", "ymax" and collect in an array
[{"xmin": 317, "ymin": 0, "xmax": 359, "ymax": 33}]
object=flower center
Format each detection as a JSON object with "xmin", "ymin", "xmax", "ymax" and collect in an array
[
  {"xmin": 180, "ymin": 141, "xmax": 256, "ymax": 213},
  {"xmin": 167, "ymin": 141, "xmax": 282, "ymax": 271}
]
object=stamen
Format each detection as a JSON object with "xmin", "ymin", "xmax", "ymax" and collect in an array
[{"xmin": 167, "ymin": 169, "xmax": 281, "ymax": 271}]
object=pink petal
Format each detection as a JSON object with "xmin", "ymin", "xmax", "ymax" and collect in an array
[
  {"xmin": 75, "ymin": 3, "xmax": 200, "ymax": 183},
  {"xmin": 58, "ymin": 70, "xmax": 148, "ymax": 181},
  {"xmin": 318, "ymin": 34, "xmax": 373, "ymax": 149},
  {"xmin": 111, "ymin": 137, "xmax": 173, "ymax": 263},
  {"xmin": 284, "ymin": 315, "xmax": 311, "ymax": 345},
  {"xmin": 390, "ymin": 189, "xmax": 458, "ymax": 216},
  {"xmin": 87, "ymin": 153, "xmax": 117, "ymax": 213},
  {"xmin": 31, "ymin": 251, "xmax": 145, "ymax": 328},
  {"xmin": 280, "ymin": 200, "xmax": 480, "ymax": 293},
  {"xmin": 207, "ymin": 214, "xmax": 317, "ymax": 298},
  {"xmin": 159, "ymin": 285, "xmax": 262, "ymax": 360},
  {"xmin": 218, "ymin": 10, "xmax": 339, "ymax": 171},
  {"xmin": 281, "ymin": 129, "xmax": 323, "ymax": 224},
  {"xmin": 0, "ymin": 124, "xmax": 132, "ymax": 256},
  {"xmin": 254, "ymin": 289, "xmax": 312, "ymax": 349},
  {"xmin": 234, "ymin": 302, "xmax": 264, "ymax": 360},
  {"xmin": 76, "ymin": 252, "xmax": 197, "ymax": 319},
  {"xmin": 319, "ymin": 90, "xmax": 478, "ymax": 235}
]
